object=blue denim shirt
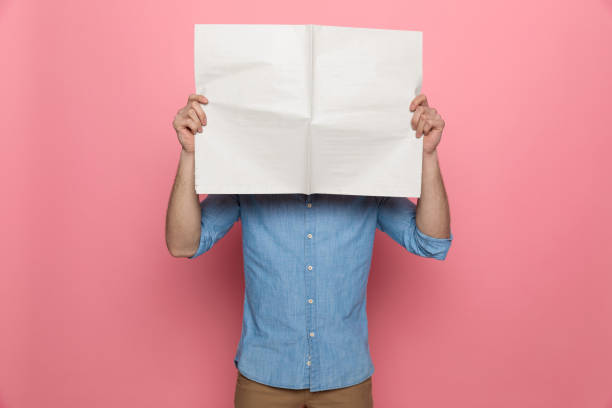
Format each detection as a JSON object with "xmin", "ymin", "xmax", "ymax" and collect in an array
[{"xmin": 189, "ymin": 193, "xmax": 452, "ymax": 391}]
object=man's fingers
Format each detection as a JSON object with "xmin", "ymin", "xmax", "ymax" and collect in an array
[
  {"xmin": 429, "ymin": 116, "xmax": 445, "ymax": 131},
  {"xmin": 416, "ymin": 116, "xmax": 427, "ymax": 138},
  {"xmin": 187, "ymin": 109, "xmax": 203, "ymax": 132},
  {"xmin": 409, "ymin": 93, "xmax": 429, "ymax": 111},
  {"xmin": 183, "ymin": 117, "xmax": 199, "ymax": 134},
  {"xmin": 188, "ymin": 93, "xmax": 208, "ymax": 104},
  {"xmin": 191, "ymin": 101, "xmax": 207, "ymax": 127},
  {"xmin": 411, "ymin": 106, "xmax": 425, "ymax": 130},
  {"xmin": 178, "ymin": 128, "xmax": 193, "ymax": 140},
  {"xmin": 418, "ymin": 111, "xmax": 445, "ymax": 137}
]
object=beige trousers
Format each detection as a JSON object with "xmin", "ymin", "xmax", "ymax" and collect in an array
[{"xmin": 234, "ymin": 370, "xmax": 373, "ymax": 408}]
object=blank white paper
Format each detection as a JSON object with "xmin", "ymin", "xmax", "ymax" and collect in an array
[{"xmin": 194, "ymin": 24, "xmax": 423, "ymax": 197}]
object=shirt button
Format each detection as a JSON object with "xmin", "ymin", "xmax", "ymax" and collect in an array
[
  {"xmin": 308, "ymin": 299, "xmax": 314, "ymax": 304},
  {"xmin": 307, "ymin": 203, "xmax": 312, "ymax": 208},
  {"xmin": 307, "ymin": 265, "xmax": 313, "ymax": 271},
  {"xmin": 306, "ymin": 360, "xmax": 311, "ymax": 366},
  {"xmin": 309, "ymin": 331, "xmax": 315, "ymax": 337},
  {"xmin": 307, "ymin": 233, "xmax": 312, "ymax": 239}
]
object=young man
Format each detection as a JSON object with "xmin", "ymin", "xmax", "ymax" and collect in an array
[{"xmin": 165, "ymin": 93, "xmax": 452, "ymax": 408}]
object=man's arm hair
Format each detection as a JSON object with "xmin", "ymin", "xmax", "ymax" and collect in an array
[
  {"xmin": 165, "ymin": 149, "xmax": 201, "ymax": 258},
  {"xmin": 415, "ymin": 150, "xmax": 451, "ymax": 239}
]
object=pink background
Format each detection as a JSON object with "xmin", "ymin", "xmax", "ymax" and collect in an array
[{"xmin": 1, "ymin": 0, "xmax": 612, "ymax": 406}]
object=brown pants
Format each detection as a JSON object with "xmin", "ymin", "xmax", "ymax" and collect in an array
[{"xmin": 234, "ymin": 370, "xmax": 373, "ymax": 408}]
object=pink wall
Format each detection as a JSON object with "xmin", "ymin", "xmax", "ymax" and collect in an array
[{"xmin": 2, "ymin": 0, "xmax": 612, "ymax": 406}]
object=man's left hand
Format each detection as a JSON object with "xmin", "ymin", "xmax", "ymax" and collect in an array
[{"xmin": 409, "ymin": 94, "xmax": 445, "ymax": 155}]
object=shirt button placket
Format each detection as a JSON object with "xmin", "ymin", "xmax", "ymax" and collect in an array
[{"xmin": 304, "ymin": 195, "xmax": 316, "ymax": 377}]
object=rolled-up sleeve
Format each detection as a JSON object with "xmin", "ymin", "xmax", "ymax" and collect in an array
[
  {"xmin": 189, "ymin": 194, "xmax": 241, "ymax": 259},
  {"xmin": 375, "ymin": 196, "xmax": 453, "ymax": 260}
]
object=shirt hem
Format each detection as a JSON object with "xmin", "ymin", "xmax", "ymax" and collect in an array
[
  {"xmin": 309, "ymin": 367, "xmax": 375, "ymax": 392},
  {"xmin": 236, "ymin": 365, "xmax": 375, "ymax": 392},
  {"xmin": 237, "ymin": 367, "xmax": 309, "ymax": 390}
]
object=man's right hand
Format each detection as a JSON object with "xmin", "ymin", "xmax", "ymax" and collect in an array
[{"xmin": 172, "ymin": 93, "xmax": 208, "ymax": 153}]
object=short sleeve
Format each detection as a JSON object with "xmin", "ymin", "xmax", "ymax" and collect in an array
[
  {"xmin": 189, "ymin": 194, "xmax": 241, "ymax": 259},
  {"xmin": 376, "ymin": 196, "xmax": 453, "ymax": 260}
]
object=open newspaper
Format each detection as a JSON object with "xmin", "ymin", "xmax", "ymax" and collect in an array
[{"xmin": 194, "ymin": 24, "xmax": 423, "ymax": 197}]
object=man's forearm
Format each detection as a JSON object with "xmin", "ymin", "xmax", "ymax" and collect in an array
[
  {"xmin": 165, "ymin": 149, "xmax": 202, "ymax": 257},
  {"xmin": 415, "ymin": 150, "xmax": 451, "ymax": 238}
]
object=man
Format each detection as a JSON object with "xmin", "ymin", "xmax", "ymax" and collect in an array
[{"xmin": 165, "ymin": 92, "xmax": 452, "ymax": 408}]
